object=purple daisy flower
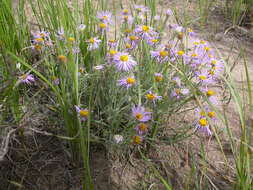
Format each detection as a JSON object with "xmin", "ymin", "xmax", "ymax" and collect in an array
[
  {"xmin": 98, "ymin": 22, "xmax": 109, "ymax": 32},
  {"xmin": 134, "ymin": 25, "xmax": 157, "ymax": 41},
  {"xmin": 97, "ymin": 11, "xmax": 112, "ymax": 24},
  {"xmin": 87, "ymin": 37, "xmax": 101, "ymax": 51},
  {"xmin": 117, "ymin": 76, "xmax": 136, "ymax": 89},
  {"xmin": 134, "ymin": 5, "xmax": 149, "ymax": 13},
  {"xmin": 172, "ymin": 76, "xmax": 181, "ymax": 87},
  {"xmin": 147, "ymin": 37, "xmax": 160, "ymax": 47},
  {"xmin": 75, "ymin": 105, "xmax": 89, "ymax": 121},
  {"xmin": 195, "ymin": 70, "xmax": 214, "ymax": 85},
  {"xmin": 121, "ymin": 15, "xmax": 134, "ymax": 25},
  {"xmin": 132, "ymin": 106, "xmax": 152, "ymax": 122},
  {"xmin": 135, "ymin": 123, "xmax": 148, "ymax": 135},
  {"xmin": 113, "ymin": 52, "xmax": 137, "ymax": 71},
  {"xmin": 122, "ymin": 8, "xmax": 130, "ymax": 15},
  {"xmin": 154, "ymin": 73, "xmax": 163, "ymax": 82},
  {"xmin": 170, "ymin": 88, "xmax": 189, "ymax": 99},
  {"xmin": 145, "ymin": 91, "xmax": 162, "ymax": 103},
  {"xmin": 108, "ymin": 39, "xmax": 117, "ymax": 49},
  {"xmin": 19, "ymin": 74, "xmax": 35, "ymax": 84},
  {"xmin": 195, "ymin": 117, "xmax": 212, "ymax": 136},
  {"xmin": 124, "ymin": 35, "xmax": 139, "ymax": 50},
  {"xmin": 150, "ymin": 49, "xmax": 169, "ymax": 63}
]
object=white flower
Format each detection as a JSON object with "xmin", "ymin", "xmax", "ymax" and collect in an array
[{"xmin": 113, "ymin": 135, "xmax": 123, "ymax": 144}]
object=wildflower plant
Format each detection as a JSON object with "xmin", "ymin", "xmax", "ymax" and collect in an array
[{"xmin": 1, "ymin": 0, "xmax": 229, "ymax": 189}]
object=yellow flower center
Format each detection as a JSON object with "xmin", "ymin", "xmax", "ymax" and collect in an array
[
  {"xmin": 126, "ymin": 77, "xmax": 135, "ymax": 84},
  {"xmin": 120, "ymin": 55, "xmax": 129, "ymax": 62},
  {"xmin": 146, "ymin": 93, "xmax": 155, "ymax": 100},
  {"xmin": 209, "ymin": 70, "xmax": 215, "ymax": 75},
  {"xmin": 177, "ymin": 32, "xmax": 183, "ymax": 40},
  {"xmin": 159, "ymin": 51, "xmax": 168, "ymax": 57},
  {"xmin": 142, "ymin": 25, "xmax": 150, "ymax": 32},
  {"xmin": 152, "ymin": 39, "xmax": 159, "ymax": 43},
  {"xmin": 135, "ymin": 113, "xmax": 143, "ymax": 120},
  {"xmin": 188, "ymin": 28, "xmax": 193, "ymax": 33},
  {"xmin": 204, "ymin": 46, "xmax": 210, "ymax": 51},
  {"xmin": 199, "ymin": 118, "xmax": 208, "ymax": 127},
  {"xmin": 139, "ymin": 123, "xmax": 147, "ymax": 131},
  {"xmin": 34, "ymin": 44, "xmax": 42, "ymax": 51},
  {"xmin": 68, "ymin": 37, "xmax": 75, "ymax": 42},
  {"xmin": 208, "ymin": 111, "xmax": 215, "ymax": 118},
  {"xmin": 155, "ymin": 76, "xmax": 163, "ymax": 82},
  {"xmin": 194, "ymin": 41, "xmax": 199, "ymax": 45},
  {"xmin": 200, "ymin": 40, "xmax": 206, "ymax": 44},
  {"xmin": 178, "ymin": 50, "xmax": 184, "ymax": 56},
  {"xmin": 79, "ymin": 67, "xmax": 85, "ymax": 73},
  {"xmin": 20, "ymin": 74, "xmax": 27, "ymax": 80},
  {"xmin": 123, "ymin": 15, "xmax": 128, "ymax": 20},
  {"xmin": 129, "ymin": 36, "xmax": 138, "ymax": 41},
  {"xmin": 126, "ymin": 43, "xmax": 132, "ymax": 49},
  {"xmin": 175, "ymin": 88, "xmax": 181, "ymax": 95},
  {"xmin": 206, "ymin": 90, "xmax": 215, "ymax": 96},
  {"xmin": 89, "ymin": 38, "xmax": 95, "ymax": 44},
  {"xmin": 133, "ymin": 135, "xmax": 142, "ymax": 144},
  {"xmin": 191, "ymin": 53, "xmax": 197, "ymax": 57},
  {"xmin": 109, "ymin": 39, "xmax": 115, "ymax": 43},
  {"xmin": 99, "ymin": 23, "xmax": 107, "ymax": 29},
  {"xmin": 199, "ymin": 75, "xmax": 206, "ymax": 80},
  {"xmin": 58, "ymin": 55, "xmax": 67, "ymax": 63},
  {"xmin": 125, "ymin": 29, "xmax": 132, "ymax": 33},
  {"xmin": 123, "ymin": 9, "xmax": 129, "ymax": 14},
  {"xmin": 35, "ymin": 38, "xmax": 44, "ymax": 42},
  {"xmin": 80, "ymin": 110, "xmax": 89, "ymax": 117},
  {"xmin": 211, "ymin": 60, "xmax": 217, "ymax": 66},
  {"xmin": 109, "ymin": 49, "xmax": 117, "ymax": 56},
  {"xmin": 103, "ymin": 15, "xmax": 108, "ymax": 20},
  {"xmin": 200, "ymin": 111, "xmax": 206, "ymax": 116}
]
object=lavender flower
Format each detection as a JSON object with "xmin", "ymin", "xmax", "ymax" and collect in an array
[
  {"xmin": 87, "ymin": 37, "xmax": 101, "ymax": 51},
  {"xmin": 75, "ymin": 105, "xmax": 89, "ymax": 121},
  {"xmin": 121, "ymin": 15, "xmax": 134, "ymax": 25},
  {"xmin": 117, "ymin": 76, "xmax": 136, "ymax": 89},
  {"xmin": 108, "ymin": 39, "xmax": 117, "ymax": 49},
  {"xmin": 147, "ymin": 37, "xmax": 160, "ymax": 47},
  {"xmin": 145, "ymin": 91, "xmax": 162, "ymax": 103},
  {"xmin": 134, "ymin": 25, "xmax": 157, "ymax": 41},
  {"xmin": 97, "ymin": 11, "xmax": 112, "ymax": 24},
  {"xmin": 172, "ymin": 76, "xmax": 181, "ymax": 87},
  {"xmin": 106, "ymin": 49, "xmax": 118, "ymax": 64},
  {"xmin": 132, "ymin": 106, "xmax": 152, "ymax": 122},
  {"xmin": 150, "ymin": 49, "xmax": 169, "ymax": 63},
  {"xmin": 134, "ymin": 5, "xmax": 149, "ymax": 13},
  {"xmin": 195, "ymin": 118, "xmax": 212, "ymax": 136},
  {"xmin": 135, "ymin": 123, "xmax": 148, "ymax": 135},
  {"xmin": 170, "ymin": 88, "xmax": 189, "ymax": 99},
  {"xmin": 113, "ymin": 52, "xmax": 137, "ymax": 71},
  {"xmin": 19, "ymin": 74, "xmax": 35, "ymax": 84},
  {"xmin": 154, "ymin": 73, "xmax": 163, "ymax": 82}
]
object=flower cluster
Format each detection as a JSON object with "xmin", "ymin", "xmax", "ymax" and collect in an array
[
  {"xmin": 132, "ymin": 106, "xmax": 152, "ymax": 144},
  {"xmin": 23, "ymin": 4, "xmax": 224, "ymax": 147}
]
